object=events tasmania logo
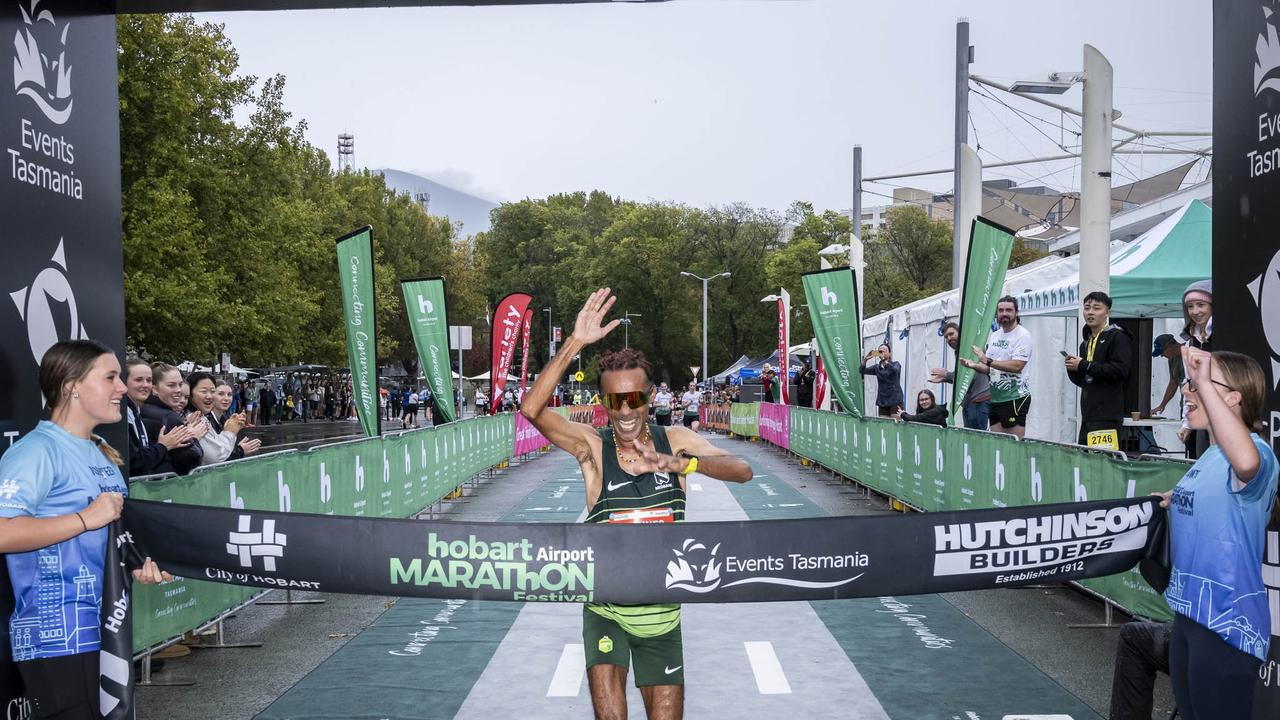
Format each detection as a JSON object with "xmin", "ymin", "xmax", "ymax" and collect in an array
[{"xmin": 13, "ymin": 0, "xmax": 73, "ymax": 124}]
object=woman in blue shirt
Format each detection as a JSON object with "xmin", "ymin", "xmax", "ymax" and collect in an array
[
  {"xmin": 1158, "ymin": 348, "xmax": 1278, "ymax": 719},
  {"xmin": 0, "ymin": 340, "xmax": 169, "ymax": 720}
]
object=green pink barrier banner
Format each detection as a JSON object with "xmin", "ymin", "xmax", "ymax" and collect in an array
[
  {"xmin": 730, "ymin": 402, "xmax": 760, "ymax": 437},
  {"xmin": 127, "ymin": 414, "xmax": 514, "ymax": 652},
  {"xmin": 778, "ymin": 406, "xmax": 1183, "ymax": 621},
  {"xmin": 759, "ymin": 402, "xmax": 790, "ymax": 449},
  {"xmin": 515, "ymin": 413, "xmax": 548, "ymax": 456}
]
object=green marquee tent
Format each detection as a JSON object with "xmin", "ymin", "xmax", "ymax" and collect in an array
[{"xmin": 1017, "ymin": 199, "xmax": 1211, "ymax": 318}]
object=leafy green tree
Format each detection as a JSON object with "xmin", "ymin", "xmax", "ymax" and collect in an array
[
  {"xmin": 877, "ymin": 205, "xmax": 953, "ymax": 293},
  {"xmin": 1010, "ymin": 238, "xmax": 1050, "ymax": 268},
  {"xmin": 119, "ymin": 15, "xmax": 468, "ymax": 374}
]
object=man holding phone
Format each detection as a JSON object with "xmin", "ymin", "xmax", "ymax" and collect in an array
[{"xmin": 1065, "ymin": 291, "xmax": 1133, "ymax": 449}]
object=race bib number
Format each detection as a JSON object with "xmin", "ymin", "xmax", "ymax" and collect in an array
[
  {"xmin": 608, "ymin": 508, "xmax": 675, "ymax": 524},
  {"xmin": 1086, "ymin": 429, "xmax": 1119, "ymax": 451}
]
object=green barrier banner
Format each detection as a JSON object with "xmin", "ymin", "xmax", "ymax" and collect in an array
[
  {"xmin": 401, "ymin": 276, "xmax": 456, "ymax": 423},
  {"xmin": 802, "ymin": 268, "xmax": 863, "ymax": 417},
  {"xmin": 951, "ymin": 217, "xmax": 1015, "ymax": 426},
  {"xmin": 730, "ymin": 402, "xmax": 760, "ymax": 437},
  {"xmin": 785, "ymin": 408, "xmax": 1184, "ymax": 621},
  {"xmin": 128, "ymin": 415, "xmax": 514, "ymax": 652},
  {"xmin": 336, "ymin": 226, "xmax": 381, "ymax": 437}
]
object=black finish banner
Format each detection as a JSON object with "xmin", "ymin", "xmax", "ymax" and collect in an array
[
  {"xmin": 121, "ymin": 496, "xmax": 1162, "ymax": 604},
  {"xmin": 99, "ymin": 524, "xmax": 142, "ymax": 720},
  {"xmin": 2, "ymin": 1, "xmax": 123, "ymax": 714},
  {"xmin": 97, "ymin": 496, "xmax": 1165, "ymax": 717},
  {"xmin": 1213, "ymin": 3, "xmax": 1280, "ymax": 715}
]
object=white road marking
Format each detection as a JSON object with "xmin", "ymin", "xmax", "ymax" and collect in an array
[
  {"xmin": 547, "ymin": 644, "xmax": 585, "ymax": 697},
  {"xmin": 744, "ymin": 641, "xmax": 792, "ymax": 695},
  {"xmin": 690, "ymin": 483, "xmax": 703, "ymax": 492}
]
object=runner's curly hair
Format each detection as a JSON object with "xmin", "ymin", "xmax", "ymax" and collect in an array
[{"xmin": 597, "ymin": 348, "xmax": 653, "ymax": 385}]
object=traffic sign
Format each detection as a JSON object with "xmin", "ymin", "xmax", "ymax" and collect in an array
[
  {"xmin": 574, "ymin": 371, "xmax": 585, "ymax": 382},
  {"xmin": 690, "ymin": 366, "xmax": 700, "ymax": 378}
]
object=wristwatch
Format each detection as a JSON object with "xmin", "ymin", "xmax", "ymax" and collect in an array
[{"xmin": 680, "ymin": 453, "xmax": 699, "ymax": 475}]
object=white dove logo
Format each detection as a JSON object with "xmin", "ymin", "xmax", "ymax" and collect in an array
[{"xmin": 13, "ymin": 0, "xmax": 74, "ymax": 124}]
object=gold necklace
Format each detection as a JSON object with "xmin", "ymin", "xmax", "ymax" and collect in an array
[{"xmin": 612, "ymin": 426, "xmax": 650, "ymax": 464}]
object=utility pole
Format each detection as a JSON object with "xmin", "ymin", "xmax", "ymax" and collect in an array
[
  {"xmin": 1079, "ymin": 44, "xmax": 1113, "ymax": 309},
  {"xmin": 957, "ymin": 144, "xmax": 982, "ymax": 271},
  {"xmin": 952, "ymin": 18, "xmax": 973, "ymax": 289},
  {"xmin": 622, "ymin": 311, "xmax": 642, "ymax": 348},
  {"xmin": 851, "ymin": 145, "xmax": 865, "ymax": 314},
  {"xmin": 543, "ymin": 308, "xmax": 553, "ymax": 361},
  {"xmin": 680, "ymin": 272, "xmax": 730, "ymax": 389}
]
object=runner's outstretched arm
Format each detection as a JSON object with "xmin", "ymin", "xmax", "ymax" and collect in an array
[
  {"xmin": 663, "ymin": 426, "xmax": 753, "ymax": 483},
  {"xmin": 520, "ymin": 289, "xmax": 621, "ymax": 465}
]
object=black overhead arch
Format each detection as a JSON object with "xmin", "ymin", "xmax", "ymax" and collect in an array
[{"xmin": 114, "ymin": 0, "xmax": 666, "ymax": 12}]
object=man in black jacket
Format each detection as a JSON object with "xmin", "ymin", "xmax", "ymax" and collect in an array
[{"xmin": 1065, "ymin": 291, "xmax": 1133, "ymax": 449}]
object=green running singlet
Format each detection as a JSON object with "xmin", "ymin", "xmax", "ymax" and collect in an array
[{"xmin": 585, "ymin": 423, "xmax": 685, "ymax": 637}]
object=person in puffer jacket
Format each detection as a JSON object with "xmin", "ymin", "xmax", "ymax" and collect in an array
[{"xmin": 1065, "ymin": 291, "xmax": 1133, "ymax": 448}]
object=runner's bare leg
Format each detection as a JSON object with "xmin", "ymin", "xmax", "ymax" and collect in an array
[
  {"xmin": 588, "ymin": 664, "xmax": 629, "ymax": 720},
  {"xmin": 639, "ymin": 684, "xmax": 683, "ymax": 720}
]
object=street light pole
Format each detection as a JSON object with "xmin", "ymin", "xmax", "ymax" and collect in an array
[
  {"xmin": 680, "ymin": 271, "xmax": 730, "ymax": 388},
  {"xmin": 543, "ymin": 308, "xmax": 552, "ymax": 361},
  {"xmin": 622, "ymin": 311, "xmax": 642, "ymax": 348},
  {"xmin": 1079, "ymin": 44, "xmax": 1113, "ymax": 305}
]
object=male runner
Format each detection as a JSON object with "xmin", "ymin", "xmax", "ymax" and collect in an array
[{"xmin": 521, "ymin": 288, "xmax": 753, "ymax": 720}]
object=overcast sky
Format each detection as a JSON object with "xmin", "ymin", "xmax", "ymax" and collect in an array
[{"xmin": 197, "ymin": 0, "xmax": 1212, "ymax": 215}]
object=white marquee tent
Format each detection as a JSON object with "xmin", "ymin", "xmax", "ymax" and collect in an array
[{"xmin": 852, "ymin": 200, "xmax": 1208, "ymax": 447}]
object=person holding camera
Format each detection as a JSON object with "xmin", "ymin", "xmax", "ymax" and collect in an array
[{"xmin": 860, "ymin": 343, "xmax": 903, "ymax": 417}]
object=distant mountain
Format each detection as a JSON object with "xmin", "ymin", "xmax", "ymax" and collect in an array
[{"xmin": 376, "ymin": 168, "xmax": 499, "ymax": 235}]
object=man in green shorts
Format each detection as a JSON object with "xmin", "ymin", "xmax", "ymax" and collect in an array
[{"xmin": 521, "ymin": 288, "xmax": 753, "ymax": 720}]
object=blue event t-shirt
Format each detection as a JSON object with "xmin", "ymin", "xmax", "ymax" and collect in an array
[
  {"xmin": 0, "ymin": 421, "xmax": 127, "ymax": 661},
  {"xmin": 1165, "ymin": 433, "xmax": 1278, "ymax": 661}
]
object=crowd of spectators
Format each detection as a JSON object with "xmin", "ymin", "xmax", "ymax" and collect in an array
[
  {"xmin": 124, "ymin": 360, "xmax": 265, "ymax": 478},
  {"xmin": 249, "ymin": 371, "xmax": 357, "ymax": 426}
]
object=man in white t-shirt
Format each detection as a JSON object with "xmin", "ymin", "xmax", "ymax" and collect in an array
[
  {"xmin": 962, "ymin": 296, "xmax": 1033, "ymax": 438},
  {"xmin": 653, "ymin": 382, "xmax": 674, "ymax": 426}
]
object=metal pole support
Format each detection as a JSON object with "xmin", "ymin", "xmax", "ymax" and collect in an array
[
  {"xmin": 135, "ymin": 649, "xmax": 196, "ymax": 687},
  {"xmin": 1068, "ymin": 599, "xmax": 1120, "ymax": 629},
  {"xmin": 256, "ymin": 588, "xmax": 325, "ymax": 606}
]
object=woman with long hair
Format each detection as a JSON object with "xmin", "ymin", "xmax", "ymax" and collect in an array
[
  {"xmin": 213, "ymin": 379, "xmax": 262, "ymax": 459},
  {"xmin": 893, "ymin": 389, "xmax": 949, "ymax": 427},
  {"xmin": 186, "ymin": 372, "xmax": 243, "ymax": 466},
  {"xmin": 138, "ymin": 363, "xmax": 205, "ymax": 475},
  {"xmin": 1158, "ymin": 348, "xmax": 1278, "ymax": 718},
  {"xmin": 122, "ymin": 357, "xmax": 193, "ymax": 477},
  {"xmin": 0, "ymin": 340, "xmax": 170, "ymax": 719}
]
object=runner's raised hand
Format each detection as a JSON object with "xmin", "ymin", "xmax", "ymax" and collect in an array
[{"xmin": 571, "ymin": 288, "xmax": 621, "ymax": 346}]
